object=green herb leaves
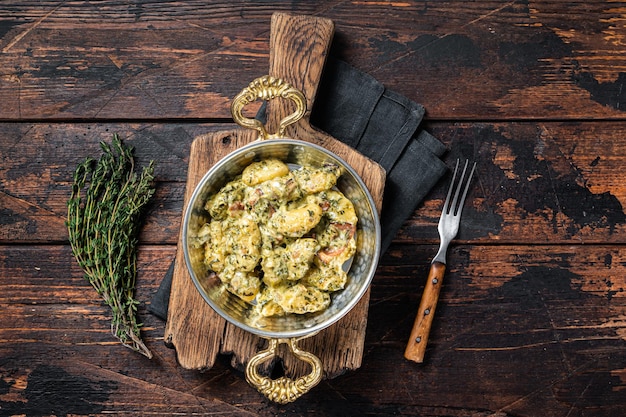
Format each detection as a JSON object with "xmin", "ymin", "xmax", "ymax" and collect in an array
[{"xmin": 67, "ymin": 135, "xmax": 155, "ymax": 358}]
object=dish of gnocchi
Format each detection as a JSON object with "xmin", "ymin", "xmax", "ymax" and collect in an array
[{"xmin": 191, "ymin": 158, "xmax": 358, "ymax": 317}]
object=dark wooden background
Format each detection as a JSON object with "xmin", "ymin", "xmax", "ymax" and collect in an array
[{"xmin": 1, "ymin": 2, "xmax": 625, "ymax": 416}]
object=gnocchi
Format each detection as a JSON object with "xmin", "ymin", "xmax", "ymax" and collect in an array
[{"xmin": 194, "ymin": 158, "xmax": 358, "ymax": 317}]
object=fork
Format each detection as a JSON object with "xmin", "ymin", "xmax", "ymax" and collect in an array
[{"xmin": 404, "ymin": 159, "xmax": 476, "ymax": 363}]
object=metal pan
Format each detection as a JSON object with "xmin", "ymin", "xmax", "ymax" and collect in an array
[{"xmin": 182, "ymin": 75, "xmax": 381, "ymax": 403}]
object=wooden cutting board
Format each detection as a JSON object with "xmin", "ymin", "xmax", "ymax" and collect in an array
[{"xmin": 164, "ymin": 13, "xmax": 385, "ymax": 379}]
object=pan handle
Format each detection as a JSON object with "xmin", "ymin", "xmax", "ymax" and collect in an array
[
  {"xmin": 231, "ymin": 75, "xmax": 306, "ymax": 140},
  {"xmin": 245, "ymin": 337, "xmax": 323, "ymax": 404}
]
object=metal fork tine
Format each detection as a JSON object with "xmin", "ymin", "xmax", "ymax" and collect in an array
[
  {"xmin": 454, "ymin": 161, "xmax": 476, "ymax": 216},
  {"xmin": 443, "ymin": 159, "xmax": 460, "ymax": 215},
  {"xmin": 456, "ymin": 161, "xmax": 476, "ymax": 216},
  {"xmin": 449, "ymin": 159, "xmax": 467, "ymax": 215}
]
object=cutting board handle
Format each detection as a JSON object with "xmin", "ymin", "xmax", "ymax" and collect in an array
[{"xmin": 267, "ymin": 13, "xmax": 334, "ymax": 130}]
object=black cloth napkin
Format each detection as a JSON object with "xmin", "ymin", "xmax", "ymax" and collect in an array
[
  {"xmin": 310, "ymin": 58, "xmax": 447, "ymax": 251},
  {"xmin": 148, "ymin": 57, "xmax": 448, "ymax": 321}
]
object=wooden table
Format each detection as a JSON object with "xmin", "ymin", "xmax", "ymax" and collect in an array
[{"xmin": 1, "ymin": 2, "xmax": 625, "ymax": 416}]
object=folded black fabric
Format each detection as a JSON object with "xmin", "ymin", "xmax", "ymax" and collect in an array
[
  {"xmin": 148, "ymin": 58, "xmax": 447, "ymax": 321},
  {"xmin": 310, "ymin": 58, "xmax": 447, "ymax": 250},
  {"xmin": 311, "ymin": 58, "xmax": 427, "ymax": 172},
  {"xmin": 379, "ymin": 130, "xmax": 447, "ymax": 251},
  {"xmin": 147, "ymin": 259, "xmax": 174, "ymax": 320}
]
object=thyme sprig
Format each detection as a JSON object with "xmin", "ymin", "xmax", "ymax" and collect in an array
[{"xmin": 67, "ymin": 134, "xmax": 155, "ymax": 358}]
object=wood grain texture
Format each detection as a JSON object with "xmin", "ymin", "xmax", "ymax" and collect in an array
[
  {"xmin": 2, "ymin": 1, "xmax": 626, "ymax": 121},
  {"xmin": 3, "ymin": 121, "xmax": 625, "ymax": 246},
  {"xmin": 2, "ymin": 2, "xmax": 626, "ymax": 415},
  {"xmin": 268, "ymin": 12, "xmax": 334, "ymax": 119},
  {"xmin": 163, "ymin": 127, "xmax": 385, "ymax": 375},
  {"xmin": 164, "ymin": 130, "xmax": 251, "ymax": 370},
  {"xmin": 404, "ymin": 261, "xmax": 445, "ymax": 363},
  {"xmin": 2, "ymin": 243, "xmax": 625, "ymax": 415},
  {"xmin": 164, "ymin": 13, "xmax": 385, "ymax": 377}
]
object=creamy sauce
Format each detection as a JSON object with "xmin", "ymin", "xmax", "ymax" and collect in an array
[{"xmin": 194, "ymin": 158, "xmax": 357, "ymax": 317}]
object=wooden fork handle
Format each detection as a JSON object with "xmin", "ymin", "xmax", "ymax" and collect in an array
[{"xmin": 404, "ymin": 261, "xmax": 446, "ymax": 363}]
